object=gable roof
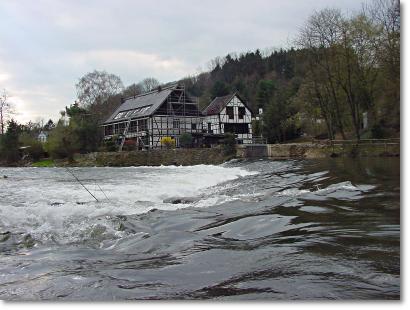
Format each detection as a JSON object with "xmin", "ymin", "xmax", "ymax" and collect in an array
[
  {"xmin": 202, "ymin": 92, "xmax": 253, "ymax": 116},
  {"xmin": 202, "ymin": 94, "xmax": 234, "ymax": 116},
  {"xmin": 103, "ymin": 84, "xmax": 177, "ymax": 124}
]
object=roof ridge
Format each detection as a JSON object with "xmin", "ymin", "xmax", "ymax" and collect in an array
[
  {"xmin": 213, "ymin": 92, "xmax": 235, "ymax": 100},
  {"xmin": 123, "ymin": 83, "xmax": 178, "ymax": 102}
]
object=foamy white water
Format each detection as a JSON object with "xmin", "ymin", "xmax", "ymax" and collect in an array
[
  {"xmin": 0, "ymin": 165, "xmax": 257, "ymax": 244},
  {"xmin": 0, "ymin": 158, "xmax": 400, "ymax": 300}
]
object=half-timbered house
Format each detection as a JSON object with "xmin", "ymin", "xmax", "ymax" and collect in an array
[
  {"xmin": 202, "ymin": 93, "xmax": 253, "ymax": 144},
  {"xmin": 102, "ymin": 84, "xmax": 203, "ymax": 149}
]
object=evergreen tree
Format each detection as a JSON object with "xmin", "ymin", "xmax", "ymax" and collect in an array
[{"xmin": 0, "ymin": 119, "xmax": 21, "ymax": 163}]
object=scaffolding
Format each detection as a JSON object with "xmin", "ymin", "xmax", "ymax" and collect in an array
[
  {"xmin": 106, "ymin": 84, "xmax": 203, "ymax": 150},
  {"xmin": 150, "ymin": 84, "xmax": 202, "ymax": 148}
]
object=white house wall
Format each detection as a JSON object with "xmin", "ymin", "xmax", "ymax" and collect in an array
[
  {"xmin": 150, "ymin": 116, "xmax": 203, "ymax": 147},
  {"xmin": 103, "ymin": 94, "xmax": 254, "ymax": 147},
  {"xmin": 203, "ymin": 95, "xmax": 253, "ymax": 143},
  {"xmin": 103, "ymin": 115, "xmax": 203, "ymax": 148}
]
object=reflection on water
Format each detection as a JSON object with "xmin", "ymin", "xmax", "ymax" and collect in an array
[{"xmin": 0, "ymin": 158, "xmax": 400, "ymax": 300}]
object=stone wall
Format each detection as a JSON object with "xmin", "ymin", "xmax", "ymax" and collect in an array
[
  {"xmin": 56, "ymin": 142, "xmax": 400, "ymax": 167},
  {"xmin": 237, "ymin": 143, "xmax": 400, "ymax": 159},
  {"xmin": 70, "ymin": 148, "xmax": 228, "ymax": 167}
]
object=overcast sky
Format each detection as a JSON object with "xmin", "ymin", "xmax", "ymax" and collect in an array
[{"xmin": 0, "ymin": 0, "xmax": 364, "ymax": 123}]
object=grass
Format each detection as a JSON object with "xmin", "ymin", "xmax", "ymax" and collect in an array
[{"xmin": 32, "ymin": 158, "xmax": 55, "ymax": 167}]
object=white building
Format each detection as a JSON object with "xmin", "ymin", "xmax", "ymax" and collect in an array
[
  {"xmin": 202, "ymin": 93, "xmax": 253, "ymax": 144},
  {"xmin": 102, "ymin": 84, "xmax": 203, "ymax": 149},
  {"xmin": 37, "ymin": 131, "xmax": 48, "ymax": 143},
  {"xmin": 103, "ymin": 85, "xmax": 255, "ymax": 149}
]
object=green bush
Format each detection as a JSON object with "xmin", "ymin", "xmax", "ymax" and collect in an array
[
  {"xmin": 19, "ymin": 132, "xmax": 44, "ymax": 161},
  {"xmin": 45, "ymin": 125, "xmax": 79, "ymax": 160},
  {"xmin": 103, "ymin": 137, "xmax": 118, "ymax": 152},
  {"xmin": 0, "ymin": 120, "xmax": 20, "ymax": 163},
  {"xmin": 222, "ymin": 133, "xmax": 236, "ymax": 156},
  {"xmin": 371, "ymin": 123, "xmax": 386, "ymax": 139},
  {"xmin": 180, "ymin": 133, "xmax": 193, "ymax": 148}
]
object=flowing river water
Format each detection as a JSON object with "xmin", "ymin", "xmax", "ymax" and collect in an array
[{"xmin": 0, "ymin": 158, "xmax": 400, "ymax": 300}]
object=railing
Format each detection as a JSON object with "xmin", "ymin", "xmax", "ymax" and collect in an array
[
  {"xmin": 239, "ymin": 136, "xmax": 268, "ymax": 145},
  {"xmin": 312, "ymin": 138, "xmax": 400, "ymax": 146}
]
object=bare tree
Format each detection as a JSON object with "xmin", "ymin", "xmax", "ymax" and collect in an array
[
  {"xmin": 76, "ymin": 70, "xmax": 124, "ymax": 108},
  {"xmin": 296, "ymin": 9, "xmax": 348, "ymax": 139},
  {"xmin": 365, "ymin": 0, "xmax": 400, "ymax": 129},
  {"xmin": 139, "ymin": 77, "xmax": 160, "ymax": 93},
  {"xmin": 0, "ymin": 89, "xmax": 13, "ymax": 135},
  {"xmin": 123, "ymin": 83, "xmax": 143, "ymax": 98}
]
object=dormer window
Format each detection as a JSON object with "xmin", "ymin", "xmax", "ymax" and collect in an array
[{"xmin": 114, "ymin": 112, "xmax": 126, "ymax": 120}]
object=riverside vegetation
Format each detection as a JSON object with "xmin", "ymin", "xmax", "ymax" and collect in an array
[{"xmin": 0, "ymin": 0, "xmax": 399, "ymax": 166}]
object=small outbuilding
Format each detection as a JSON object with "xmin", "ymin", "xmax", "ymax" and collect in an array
[{"xmin": 37, "ymin": 131, "xmax": 48, "ymax": 143}]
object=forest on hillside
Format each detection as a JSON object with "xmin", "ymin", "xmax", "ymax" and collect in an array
[{"xmin": 181, "ymin": 0, "xmax": 400, "ymax": 142}]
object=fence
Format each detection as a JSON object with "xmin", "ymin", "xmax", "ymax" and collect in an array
[
  {"xmin": 313, "ymin": 138, "xmax": 400, "ymax": 146},
  {"xmin": 239, "ymin": 136, "xmax": 268, "ymax": 145}
]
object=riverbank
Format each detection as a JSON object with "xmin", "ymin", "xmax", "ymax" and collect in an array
[
  {"xmin": 0, "ymin": 141, "xmax": 400, "ymax": 168},
  {"xmin": 237, "ymin": 141, "xmax": 400, "ymax": 159},
  {"xmin": 56, "ymin": 147, "xmax": 231, "ymax": 167}
]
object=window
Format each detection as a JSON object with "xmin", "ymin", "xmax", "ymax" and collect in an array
[
  {"xmin": 139, "ymin": 106, "xmax": 152, "ymax": 114},
  {"xmin": 173, "ymin": 119, "xmax": 180, "ymax": 129},
  {"xmin": 224, "ymin": 123, "xmax": 249, "ymax": 134},
  {"xmin": 138, "ymin": 119, "xmax": 147, "ymax": 131},
  {"xmin": 118, "ymin": 122, "xmax": 126, "ymax": 134},
  {"xmin": 124, "ymin": 110, "xmax": 133, "ymax": 118},
  {"xmin": 226, "ymin": 106, "xmax": 234, "ymax": 119},
  {"xmin": 114, "ymin": 123, "xmax": 120, "ymax": 134},
  {"xmin": 208, "ymin": 123, "xmax": 212, "ymax": 133},
  {"xmin": 114, "ymin": 112, "xmax": 126, "ymax": 120},
  {"xmin": 129, "ymin": 121, "xmax": 138, "ymax": 132},
  {"xmin": 238, "ymin": 107, "xmax": 246, "ymax": 119},
  {"xmin": 191, "ymin": 123, "xmax": 197, "ymax": 130},
  {"xmin": 104, "ymin": 125, "xmax": 113, "ymax": 136}
]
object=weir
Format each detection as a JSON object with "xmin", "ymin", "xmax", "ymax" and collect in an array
[{"xmin": 237, "ymin": 139, "xmax": 400, "ymax": 159}]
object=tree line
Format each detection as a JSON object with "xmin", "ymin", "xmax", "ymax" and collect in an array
[
  {"xmin": 182, "ymin": 0, "xmax": 399, "ymax": 142},
  {"xmin": 0, "ymin": 0, "xmax": 400, "ymax": 164},
  {"xmin": 0, "ymin": 74, "xmax": 163, "ymax": 163}
]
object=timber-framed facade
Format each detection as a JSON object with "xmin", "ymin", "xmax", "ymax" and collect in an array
[
  {"xmin": 103, "ymin": 85, "xmax": 254, "ymax": 149},
  {"xmin": 102, "ymin": 84, "xmax": 203, "ymax": 149},
  {"xmin": 202, "ymin": 93, "xmax": 253, "ymax": 144}
]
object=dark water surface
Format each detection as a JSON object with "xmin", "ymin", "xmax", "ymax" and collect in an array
[{"xmin": 0, "ymin": 158, "xmax": 400, "ymax": 300}]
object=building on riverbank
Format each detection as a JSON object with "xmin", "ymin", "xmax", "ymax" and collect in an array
[
  {"xmin": 102, "ymin": 83, "xmax": 203, "ymax": 149},
  {"xmin": 202, "ymin": 93, "xmax": 253, "ymax": 144},
  {"xmin": 103, "ymin": 84, "xmax": 255, "ymax": 149}
]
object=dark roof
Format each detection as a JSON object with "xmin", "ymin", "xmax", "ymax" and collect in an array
[
  {"xmin": 202, "ymin": 94, "xmax": 235, "ymax": 116},
  {"xmin": 202, "ymin": 92, "xmax": 253, "ymax": 116},
  {"xmin": 103, "ymin": 84, "xmax": 178, "ymax": 124}
]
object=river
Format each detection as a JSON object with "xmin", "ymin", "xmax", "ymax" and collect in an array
[{"xmin": 0, "ymin": 158, "xmax": 400, "ymax": 300}]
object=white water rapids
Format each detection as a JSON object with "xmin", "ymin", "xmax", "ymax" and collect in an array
[
  {"xmin": 0, "ymin": 165, "xmax": 257, "ymax": 245},
  {"xmin": 0, "ymin": 159, "xmax": 400, "ymax": 300}
]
